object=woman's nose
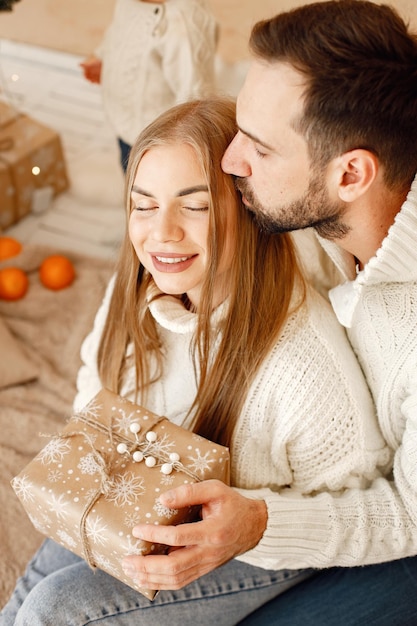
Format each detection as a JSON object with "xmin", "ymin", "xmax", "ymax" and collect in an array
[
  {"xmin": 152, "ymin": 210, "xmax": 183, "ymax": 242},
  {"xmin": 222, "ymin": 134, "xmax": 251, "ymax": 177}
]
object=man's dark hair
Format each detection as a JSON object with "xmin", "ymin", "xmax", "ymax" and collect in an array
[
  {"xmin": 250, "ymin": 0, "xmax": 417, "ymax": 191},
  {"xmin": 0, "ymin": 0, "xmax": 21, "ymax": 11}
]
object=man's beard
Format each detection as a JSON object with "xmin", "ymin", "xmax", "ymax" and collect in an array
[{"xmin": 234, "ymin": 175, "xmax": 350, "ymax": 240}]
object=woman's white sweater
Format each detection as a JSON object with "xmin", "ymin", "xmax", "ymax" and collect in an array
[{"xmin": 74, "ymin": 278, "xmax": 392, "ymax": 571}]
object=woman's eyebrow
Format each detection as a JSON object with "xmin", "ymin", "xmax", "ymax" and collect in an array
[
  {"xmin": 131, "ymin": 184, "xmax": 208, "ymax": 197},
  {"xmin": 131, "ymin": 185, "xmax": 152, "ymax": 197},
  {"xmin": 177, "ymin": 185, "xmax": 208, "ymax": 197}
]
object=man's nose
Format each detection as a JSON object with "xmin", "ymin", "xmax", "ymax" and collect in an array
[{"xmin": 222, "ymin": 134, "xmax": 251, "ymax": 178}]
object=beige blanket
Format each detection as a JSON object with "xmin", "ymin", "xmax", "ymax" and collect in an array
[{"xmin": 0, "ymin": 244, "xmax": 114, "ymax": 608}]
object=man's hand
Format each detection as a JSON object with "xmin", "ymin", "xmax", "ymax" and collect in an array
[{"xmin": 121, "ymin": 479, "xmax": 267, "ymax": 590}]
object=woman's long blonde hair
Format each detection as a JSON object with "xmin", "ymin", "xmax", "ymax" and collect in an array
[{"xmin": 98, "ymin": 98, "xmax": 305, "ymax": 447}]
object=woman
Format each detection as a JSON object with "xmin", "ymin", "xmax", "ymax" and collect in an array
[{"xmin": 2, "ymin": 98, "xmax": 390, "ymax": 626}]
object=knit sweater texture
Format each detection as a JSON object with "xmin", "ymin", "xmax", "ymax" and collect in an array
[
  {"xmin": 96, "ymin": 0, "xmax": 218, "ymax": 146},
  {"xmin": 74, "ymin": 278, "xmax": 390, "ymax": 571},
  {"xmin": 308, "ymin": 173, "xmax": 417, "ymax": 568}
]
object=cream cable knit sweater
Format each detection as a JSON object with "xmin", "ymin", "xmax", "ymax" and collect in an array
[
  {"xmin": 74, "ymin": 277, "xmax": 390, "ymax": 571},
  {"xmin": 288, "ymin": 173, "xmax": 417, "ymax": 569},
  {"xmin": 95, "ymin": 0, "xmax": 218, "ymax": 146}
]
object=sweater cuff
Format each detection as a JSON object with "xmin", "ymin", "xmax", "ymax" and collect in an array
[{"xmin": 234, "ymin": 488, "xmax": 332, "ymax": 570}]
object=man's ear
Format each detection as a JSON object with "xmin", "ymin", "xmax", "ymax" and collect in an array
[{"xmin": 331, "ymin": 149, "xmax": 379, "ymax": 202}]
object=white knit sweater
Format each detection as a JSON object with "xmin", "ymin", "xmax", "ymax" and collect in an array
[
  {"xmin": 96, "ymin": 0, "xmax": 218, "ymax": 146},
  {"xmin": 295, "ymin": 173, "xmax": 417, "ymax": 568},
  {"xmin": 74, "ymin": 278, "xmax": 391, "ymax": 571}
]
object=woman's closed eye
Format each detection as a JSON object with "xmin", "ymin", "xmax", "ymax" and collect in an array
[
  {"xmin": 183, "ymin": 204, "xmax": 209, "ymax": 212},
  {"xmin": 132, "ymin": 204, "xmax": 208, "ymax": 213},
  {"xmin": 133, "ymin": 203, "xmax": 158, "ymax": 212}
]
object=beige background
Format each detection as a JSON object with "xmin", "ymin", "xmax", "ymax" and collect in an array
[{"xmin": 0, "ymin": 0, "xmax": 417, "ymax": 63}]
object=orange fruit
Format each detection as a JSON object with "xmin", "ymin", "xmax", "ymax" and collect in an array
[
  {"xmin": 0, "ymin": 236, "xmax": 22, "ymax": 261},
  {"xmin": 0, "ymin": 267, "xmax": 29, "ymax": 301},
  {"xmin": 39, "ymin": 254, "xmax": 76, "ymax": 291}
]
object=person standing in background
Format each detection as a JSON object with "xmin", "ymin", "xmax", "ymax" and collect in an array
[{"xmin": 81, "ymin": 0, "xmax": 218, "ymax": 171}]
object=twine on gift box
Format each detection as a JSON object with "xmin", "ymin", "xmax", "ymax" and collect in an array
[
  {"xmin": 49, "ymin": 413, "xmax": 204, "ymax": 570},
  {"xmin": 73, "ymin": 411, "xmax": 204, "ymax": 482},
  {"xmin": 54, "ymin": 427, "xmax": 118, "ymax": 570}
]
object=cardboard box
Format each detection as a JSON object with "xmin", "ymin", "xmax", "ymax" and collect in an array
[
  {"xmin": 0, "ymin": 101, "xmax": 69, "ymax": 228},
  {"xmin": 0, "ymin": 160, "xmax": 15, "ymax": 229},
  {"xmin": 0, "ymin": 100, "xmax": 19, "ymax": 127},
  {"xmin": 12, "ymin": 389, "xmax": 230, "ymax": 600}
]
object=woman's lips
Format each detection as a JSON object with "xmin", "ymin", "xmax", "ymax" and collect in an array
[{"xmin": 150, "ymin": 254, "xmax": 197, "ymax": 273}]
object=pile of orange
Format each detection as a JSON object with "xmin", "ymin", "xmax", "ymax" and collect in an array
[{"xmin": 0, "ymin": 236, "xmax": 76, "ymax": 301}]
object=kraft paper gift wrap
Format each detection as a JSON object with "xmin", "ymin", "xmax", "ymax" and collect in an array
[
  {"xmin": 0, "ymin": 100, "xmax": 69, "ymax": 229},
  {"xmin": 12, "ymin": 388, "xmax": 230, "ymax": 600}
]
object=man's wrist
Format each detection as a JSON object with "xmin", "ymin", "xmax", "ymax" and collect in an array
[{"xmin": 249, "ymin": 498, "xmax": 268, "ymax": 549}]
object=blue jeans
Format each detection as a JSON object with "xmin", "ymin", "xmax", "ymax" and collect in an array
[
  {"xmin": 240, "ymin": 556, "xmax": 417, "ymax": 625},
  {"xmin": 0, "ymin": 539, "xmax": 313, "ymax": 625}
]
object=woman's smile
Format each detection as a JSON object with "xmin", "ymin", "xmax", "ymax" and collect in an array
[{"xmin": 150, "ymin": 253, "xmax": 198, "ymax": 272}]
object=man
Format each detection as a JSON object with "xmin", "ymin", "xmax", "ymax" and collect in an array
[
  {"xmin": 221, "ymin": 0, "xmax": 417, "ymax": 622},
  {"xmin": 113, "ymin": 4, "xmax": 417, "ymax": 621}
]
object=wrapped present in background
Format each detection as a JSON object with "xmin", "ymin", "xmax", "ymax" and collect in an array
[
  {"xmin": 12, "ymin": 388, "xmax": 230, "ymax": 600},
  {"xmin": 0, "ymin": 100, "xmax": 69, "ymax": 229}
]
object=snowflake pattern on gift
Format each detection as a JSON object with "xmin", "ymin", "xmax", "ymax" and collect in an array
[
  {"xmin": 86, "ymin": 515, "xmax": 109, "ymax": 546},
  {"xmin": 160, "ymin": 473, "xmax": 175, "ymax": 487},
  {"xmin": 12, "ymin": 475, "xmax": 34, "ymax": 503},
  {"xmin": 124, "ymin": 511, "xmax": 142, "ymax": 528},
  {"xmin": 123, "ymin": 535, "xmax": 147, "ymax": 556},
  {"xmin": 84, "ymin": 487, "xmax": 101, "ymax": 502},
  {"xmin": 113, "ymin": 408, "xmax": 140, "ymax": 435},
  {"xmin": 57, "ymin": 529, "xmax": 77, "ymax": 549},
  {"xmin": 28, "ymin": 511, "xmax": 51, "ymax": 535},
  {"xmin": 47, "ymin": 493, "xmax": 70, "ymax": 520},
  {"xmin": 11, "ymin": 390, "xmax": 229, "ymax": 600},
  {"xmin": 147, "ymin": 433, "xmax": 176, "ymax": 458},
  {"xmin": 47, "ymin": 469, "xmax": 64, "ymax": 483},
  {"xmin": 77, "ymin": 398, "xmax": 102, "ymax": 421},
  {"xmin": 93, "ymin": 552, "xmax": 119, "ymax": 577},
  {"xmin": 78, "ymin": 453, "xmax": 102, "ymax": 476},
  {"xmin": 105, "ymin": 472, "xmax": 146, "ymax": 506},
  {"xmin": 187, "ymin": 449, "xmax": 215, "ymax": 476},
  {"xmin": 153, "ymin": 497, "xmax": 178, "ymax": 518},
  {"xmin": 38, "ymin": 438, "xmax": 71, "ymax": 465}
]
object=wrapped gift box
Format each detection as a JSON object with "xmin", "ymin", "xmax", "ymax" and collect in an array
[
  {"xmin": 0, "ymin": 100, "xmax": 19, "ymax": 126},
  {"xmin": 0, "ymin": 100, "xmax": 69, "ymax": 229},
  {"xmin": 0, "ymin": 160, "xmax": 15, "ymax": 229},
  {"xmin": 12, "ymin": 388, "xmax": 230, "ymax": 600}
]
